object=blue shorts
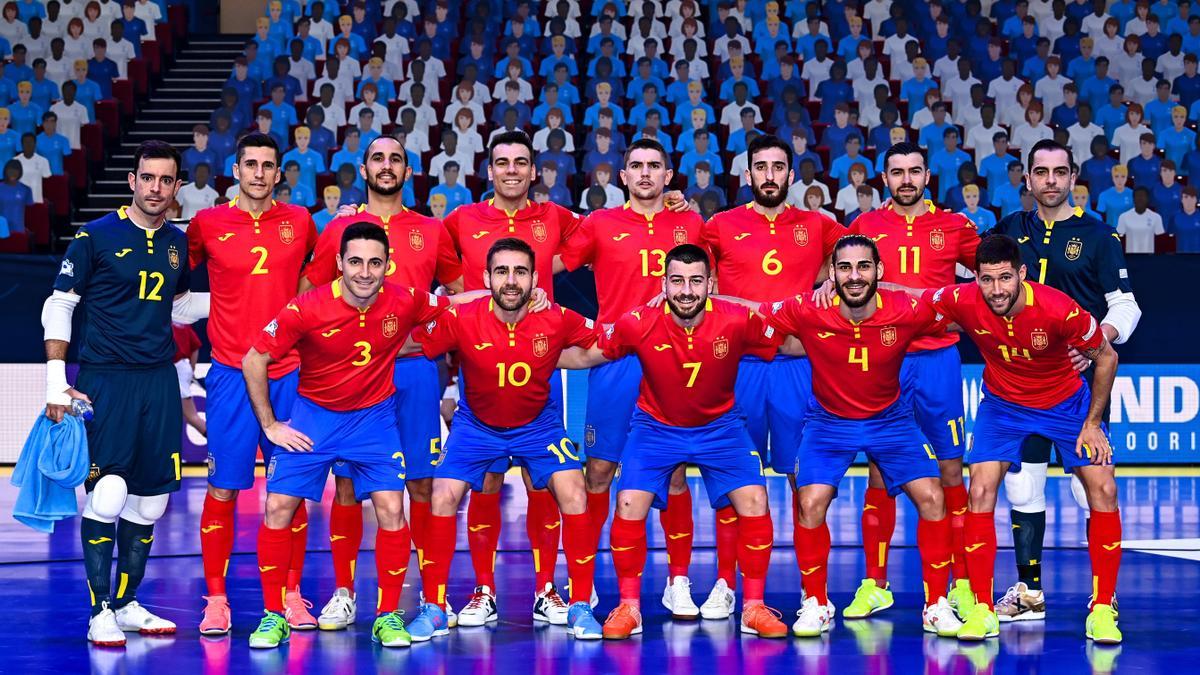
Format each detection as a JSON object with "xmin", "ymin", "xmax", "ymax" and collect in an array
[
  {"xmin": 332, "ymin": 356, "xmax": 442, "ymax": 482},
  {"xmin": 439, "ymin": 400, "xmax": 580, "ymax": 492},
  {"xmin": 582, "ymin": 355, "xmax": 642, "ymax": 463},
  {"xmin": 268, "ymin": 396, "xmax": 406, "ymax": 502},
  {"xmin": 796, "ymin": 399, "xmax": 939, "ymax": 497},
  {"xmin": 206, "ymin": 360, "xmax": 299, "ymax": 490},
  {"xmin": 734, "ymin": 354, "xmax": 812, "ymax": 474},
  {"xmin": 969, "ymin": 384, "xmax": 1108, "ymax": 474},
  {"xmin": 900, "ymin": 346, "xmax": 967, "ymax": 460},
  {"xmin": 617, "ymin": 408, "xmax": 765, "ymax": 510},
  {"xmin": 483, "ymin": 370, "xmax": 565, "ymax": 476}
]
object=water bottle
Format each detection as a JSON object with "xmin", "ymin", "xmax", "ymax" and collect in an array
[{"xmin": 70, "ymin": 399, "xmax": 94, "ymax": 422}]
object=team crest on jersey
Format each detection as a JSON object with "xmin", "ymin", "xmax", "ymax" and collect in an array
[
  {"xmin": 533, "ymin": 334, "xmax": 549, "ymax": 357},
  {"xmin": 929, "ymin": 229, "xmax": 946, "ymax": 251},
  {"xmin": 168, "ymin": 245, "xmax": 180, "ymax": 269},
  {"xmin": 382, "ymin": 314, "xmax": 399, "ymax": 338},
  {"xmin": 266, "ymin": 456, "xmax": 277, "ymax": 480},
  {"xmin": 87, "ymin": 463, "xmax": 100, "ymax": 483},
  {"xmin": 1065, "ymin": 237, "xmax": 1083, "ymax": 261},
  {"xmin": 409, "ymin": 229, "xmax": 425, "ymax": 251},
  {"xmin": 531, "ymin": 220, "xmax": 548, "ymax": 242},
  {"xmin": 264, "ymin": 319, "xmax": 278, "ymax": 337},
  {"xmin": 206, "ymin": 453, "xmax": 216, "ymax": 477},
  {"xmin": 59, "ymin": 259, "xmax": 74, "ymax": 277},
  {"xmin": 279, "ymin": 222, "xmax": 295, "ymax": 244},
  {"xmin": 794, "ymin": 225, "xmax": 809, "ymax": 246},
  {"xmin": 880, "ymin": 326, "xmax": 897, "ymax": 346},
  {"xmin": 1031, "ymin": 329, "xmax": 1049, "ymax": 350},
  {"xmin": 673, "ymin": 227, "xmax": 688, "ymax": 245},
  {"xmin": 584, "ymin": 425, "xmax": 596, "ymax": 447},
  {"xmin": 713, "ymin": 337, "xmax": 729, "ymax": 359}
]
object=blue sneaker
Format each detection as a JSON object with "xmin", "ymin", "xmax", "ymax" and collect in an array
[
  {"xmin": 567, "ymin": 602, "xmax": 603, "ymax": 640},
  {"xmin": 407, "ymin": 603, "xmax": 449, "ymax": 642}
]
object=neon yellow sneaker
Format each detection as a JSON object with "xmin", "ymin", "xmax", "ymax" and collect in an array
[
  {"xmin": 842, "ymin": 579, "xmax": 894, "ymax": 619},
  {"xmin": 956, "ymin": 603, "xmax": 999, "ymax": 641},
  {"xmin": 1086, "ymin": 604, "xmax": 1123, "ymax": 645},
  {"xmin": 248, "ymin": 611, "xmax": 290, "ymax": 649},
  {"xmin": 947, "ymin": 579, "xmax": 975, "ymax": 618}
]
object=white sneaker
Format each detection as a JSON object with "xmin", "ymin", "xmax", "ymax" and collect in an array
[
  {"xmin": 923, "ymin": 597, "xmax": 964, "ymax": 638},
  {"xmin": 662, "ymin": 576, "xmax": 700, "ymax": 620},
  {"xmin": 114, "ymin": 601, "xmax": 176, "ymax": 635},
  {"xmin": 792, "ymin": 596, "xmax": 835, "ymax": 637},
  {"xmin": 590, "ymin": 585, "xmax": 599, "ymax": 608},
  {"xmin": 457, "ymin": 585, "xmax": 498, "ymax": 627},
  {"xmin": 446, "ymin": 599, "xmax": 458, "ymax": 628},
  {"xmin": 699, "ymin": 579, "xmax": 736, "ymax": 619},
  {"xmin": 532, "ymin": 582, "xmax": 570, "ymax": 625},
  {"xmin": 88, "ymin": 602, "xmax": 127, "ymax": 647},
  {"xmin": 317, "ymin": 588, "xmax": 356, "ymax": 631}
]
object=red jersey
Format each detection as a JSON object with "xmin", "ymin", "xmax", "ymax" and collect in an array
[
  {"xmin": 559, "ymin": 203, "xmax": 706, "ymax": 324},
  {"xmin": 761, "ymin": 290, "xmax": 943, "ymax": 419},
  {"xmin": 254, "ymin": 281, "xmax": 450, "ymax": 412},
  {"xmin": 305, "ymin": 205, "xmax": 462, "ymax": 289},
  {"xmin": 703, "ymin": 203, "xmax": 844, "ymax": 301},
  {"xmin": 415, "ymin": 298, "xmax": 598, "ymax": 427},
  {"xmin": 848, "ymin": 202, "xmax": 979, "ymax": 352},
  {"xmin": 188, "ymin": 199, "xmax": 317, "ymax": 377},
  {"xmin": 171, "ymin": 323, "xmax": 201, "ymax": 363},
  {"xmin": 444, "ymin": 199, "xmax": 581, "ymax": 301},
  {"xmin": 926, "ymin": 281, "xmax": 1102, "ymax": 409},
  {"xmin": 601, "ymin": 298, "xmax": 782, "ymax": 427}
]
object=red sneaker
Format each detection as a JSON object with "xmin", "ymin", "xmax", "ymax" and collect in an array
[
  {"xmin": 602, "ymin": 603, "xmax": 643, "ymax": 640},
  {"xmin": 741, "ymin": 602, "xmax": 787, "ymax": 638},
  {"xmin": 199, "ymin": 595, "xmax": 232, "ymax": 635},
  {"xmin": 284, "ymin": 591, "xmax": 317, "ymax": 630}
]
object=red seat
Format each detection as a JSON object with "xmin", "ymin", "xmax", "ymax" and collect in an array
[
  {"xmin": 1156, "ymin": 233, "xmax": 1177, "ymax": 254},
  {"xmin": 81, "ymin": 123, "xmax": 104, "ymax": 162},
  {"xmin": 64, "ymin": 151, "xmax": 87, "ymax": 190},
  {"xmin": 155, "ymin": 23, "xmax": 173, "ymax": 59},
  {"xmin": 25, "ymin": 203, "xmax": 50, "ymax": 247},
  {"xmin": 113, "ymin": 79, "xmax": 135, "ymax": 117},
  {"xmin": 128, "ymin": 59, "xmax": 149, "ymax": 96},
  {"xmin": 96, "ymin": 100, "xmax": 120, "ymax": 140},
  {"xmin": 0, "ymin": 230, "xmax": 29, "ymax": 252},
  {"xmin": 44, "ymin": 175, "xmax": 70, "ymax": 219},
  {"xmin": 168, "ymin": 5, "xmax": 188, "ymax": 42},
  {"xmin": 142, "ymin": 40, "xmax": 161, "ymax": 76}
]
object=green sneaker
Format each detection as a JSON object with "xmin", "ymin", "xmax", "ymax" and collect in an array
[
  {"xmin": 372, "ymin": 611, "xmax": 412, "ymax": 647},
  {"xmin": 956, "ymin": 603, "xmax": 999, "ymax": 641},
  {"xmin": 249, "ymin": 611, "xmax": 290, "ymax": 649},
  {"xmin": 842, "ymin": 579, "xmax": 894, "ymax": 619},
  {"xmin": 1086, "ymin": 604, "xmax": 1123, "ymax": 645},
  {"xmin": 947, "ymin": 579, "xmax": 976, "ymax": 618}
]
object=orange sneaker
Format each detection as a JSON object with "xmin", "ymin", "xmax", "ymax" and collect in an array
[
  {"xmin": 740, "ymin": 602, "xmax": 787, "ymax": 638},
  {"xmin": 199, "ymin": 595, "xmax": 232, "ymax": 635},
  {"xmin": 284, "ymin": 591, "xmax": 317, "ymax": 630},
  {"xmin": 602, "ymin": 603, "xmax": 643, "ymax": 640}
]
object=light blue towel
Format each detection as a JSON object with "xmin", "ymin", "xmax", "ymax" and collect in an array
[{"xmin": 11, "ymin": 414, "xmax": 89, "ymax": 533}]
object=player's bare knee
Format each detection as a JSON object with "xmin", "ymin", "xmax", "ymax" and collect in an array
[
  {"xmin": 1082, "ymin": 472, "xmax": 1119, "ymax": 511},
  {"xmin": 938, "ymin": 459, "xmax": 964, "ymax": 487},
  {"xmin": 866, "ymin": 462, "xmax": 886, "ymax": 489},
  {"xmin": 407, "ymin": 478, "xmax": 433, "ymax": 503},
  {"xmin": 207, "ymin": 485, "xmax": 237, "ymax": 502},
  {"xmin": 585, "ymin": 458, "xmax": 616, "ymax": 491},
  {"xmin": 797, "ymin": 494, "xmax": 830, "ymax": 527},
  {"xmin": 263, "ymin": 493, "xmax": 301, "ymax": 529},
  {"xmin": 731, "ymin": 488, "xmax": 768, "ymax": 517},
  {"xmin": 481, "ymin": 471, "xmax": 504, "ymax": 494},
  {"xmin": 371, "ymin": 493, "xmax": 405, "ymax": 530},
  {"xmin": 968, "ymin": 480, "xmax": 1000, "ymax": 512},
  {"xmin": 431, "ymin": 483, "xmax": 462, "ymax": 517},
  {"xmin": 667, "ymin": 465, "xmax": 689, "ymax": 494},
  {"xmin": 333, "ymin": 476, "xmax": 359, "ymax": 506}
]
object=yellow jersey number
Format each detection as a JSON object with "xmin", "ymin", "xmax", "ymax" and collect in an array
[
  {"xmin": 137, "ymin": 270, "xmax": 164, "ymax": 301},
  {"xmin": 639, "ymin": 248, "xmax": 667, "ymax": 277},
  {"xmin": 497, "ymin": 361, "xmax": 532, "ymax": 387}
]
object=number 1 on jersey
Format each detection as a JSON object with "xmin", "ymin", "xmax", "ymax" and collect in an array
[{"xmin": 897, "ymin": 246, "xmax": 921, "ymax": 275}]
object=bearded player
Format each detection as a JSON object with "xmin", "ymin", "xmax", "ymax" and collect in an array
[
  {"xmin": 700, "ymin": 134, "xmax": 845, "ymax": 618},
  {"xmin": 189, "ymin": 132, "xmax": 320, "ymax": 635}
]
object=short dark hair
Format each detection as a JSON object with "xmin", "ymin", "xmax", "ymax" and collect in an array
[
  {"xmin": 132, "ymin": 140, "xmax": 180, "ymax": 177},
  {"xmin": 236, "ymin": 131, "xmax": 281, "ymax": 165},
  {"xmin": 362, "ymin": 132, "xmax": 408, "ymax": 166},
  {"xmin": 339, "ymin": 221, "xmax": 390, "ymax": 258},
  {"xmin": 833, "ymin": 234, "xmax": 880, "ymax": 264},
  {"xmin": 623, "ymin": 137, "xmax": 670, "ymax": 169},
  {"xmin": 1026, "ymin": 139, "xmax": 1075, "ymax": 172},
  {"xmin": 883, "ymin": 141, "xmax": 925, "ymax": 171},
  {"xmin": 747, "ymin": 134, "xmax": 794, "ymax": 170},
  {"xmin": 487, "ymin": 236, "xmax": 535, "ymax": 270},
  {"xmin": 975, "ymin": 234, "xmax": 1023, "ymax": 270},
  {"xmin": 488, "ymin": 130, "xmax": 534, "ymax": 164},
  {"xmin": 664, "ymin": 244, "xmax": 710, "ymax": 274}
]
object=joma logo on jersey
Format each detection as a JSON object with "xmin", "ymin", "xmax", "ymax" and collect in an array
[
  {"xmin": 1066, "ymin": 237, "xmax": 1084, "ymax": 260},
  {"xmin": 880, "ymin": 326, "xmax": 897, "ymax": 346},
  {"xmin": 929, "ymin": 229, "xmax": 946, "ymax": 251},
  {"xmin": 713, "ymin": 337, "xmax": 729, "ymax": 359},
  {"xmin": 1031, "ymin": 329, "xmax": 1049, "ymax": 350},
  {"xmin": 673, "ymin": 227, "xmax": 688, "ymax": 245},
  {"xmin": 382, "ymin": 314, "xmax": 399, "ymax": 338},
  {"xmin": 794, "ymin": 225, "xmax": 809, "ymax": 246},
  {"xmin": 532, "ymin": 335, "xmax": 549, "ymax": 357},
  {"xmin": 409, "ymin": 230, "xmax": 424, "ymax": 251},
  {"xmin": 168, "ymin": 245, "xmax": 180, "ymax": 269},
  {"xmin": 531, "ymin": 220, "xmax": 548, "ymax": 242},
  {"xmin": 279, "ymin": 222, "xmax": 295, "ymax": 244}
]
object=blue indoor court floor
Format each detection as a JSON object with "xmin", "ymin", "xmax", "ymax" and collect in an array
[{"xmin": 1, "ymin": 471, "xmax": 1197, "ymax": 674}]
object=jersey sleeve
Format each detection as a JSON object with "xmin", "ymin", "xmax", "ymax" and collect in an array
[
  {"xmin": 414, "ymin": 306, "xmax": 460, "ymax": 359},
  {"xmin": 955, "ymin": 218, "xmax": 981, "ymax": 268},
  {"xmin": 819, "ymin": 212, "xmax": 844, "ymax": 258},
  {"xmin": 53, "ymin": 230, "xmax": 94, "ymax": 294},
  {"xmin": 910, "ymin": 294, "xmax": 951, "ymax": 337},
  {"xmin": 410, "ymin": 287, "xmax": 453, "ymax": 324},
  {"xmin": 1063, "ymin": 302, "xmax": 1104, "ymax": 352},
  {"xmin": 1096, "ymin": 230, "xmax": 1135, "ymax": 294},
  {"xmin": 923, "ymin": 285, "xmax": 964, "ymax": 325},
  {"xmin": 557, "ymin": 211, "xmax": 598, "ymax": 271},
  {"xmin": 757, "ymin": 294, "xmax": 807, "ymax": 336},
  {"xmin": 174, "ymin": 243, "xmax": 192, "ymax": 296},
  {"xmin": 744, "ymin": 308, "xmax": 785, "ymax": 351},
  {"xmin": 304, "ymin": 223, "xmax": 340, "ymax": 286},
  {"xmin": 253, "ymin": 299, "xmax": 305, "ymax": 361},
  {"xmin": 434, "ymin": 222, "xmax": 464, "ymax": 285},
  {"xmin": 560, "ymin": 307, "xmax": 600, "ymax": 348},
  {"xmin": 181, "ymin": 325, "xmax": 202, "ymax": 354},
  {"xmin": 301, "ymin": 210, "xmax": 319, "ymax": 258},
  {"xmin": 186, "ymin": 211, "xmax": 206, "ymax": 268},
  {"xmin": 599, "ymin": 309, "xmax": 641, "ymax": 360},
  {"xmin": 442, "ymin": 208, "xmax": 464, "ymax": 256},
  {"xmin": 557, "ymin": 203, "xmax": 583, "ymax": 241},
  {"xmin": 700, "ymin": 217, "xmax": 723, "ymax": 264}
]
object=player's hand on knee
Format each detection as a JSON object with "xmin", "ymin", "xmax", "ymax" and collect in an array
[
  {"xmin": 1076, "ymin": 423, "xmax": 1111, "ymax": 465},
  {"xmin": 265, "ymin": 421, "xmax": 313, "ymax": 452},
  {"xmin": 528, "ymin": 287, "xmax": 550, "ymax": 312},
  {"xmin": 1068, "ymin": 347, "xmax": 1093, "ymax": 373},
  {"xmin": 811, "ymin": 278, "xmax": 835, "ymax": 309}
]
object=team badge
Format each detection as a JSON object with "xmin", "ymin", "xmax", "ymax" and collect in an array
[
  {"xmin": 584, "ymin": 425, "xmax": 596, "ymax": 448},
  {"xmin": 531, "ymin": 220, "xmax": 548, "ymax": 242},
  {"xmin": 59, "ymin": 259, "xmax": 74, "ymax": 277},
  {"xmin": 880, "ymin": 326, "xmax": 897, "ymax": 346},
  {"xmin": 279, "ymin": 222, "xmax": 295, "ymax": 244},
  {"xmin": 794, "ymin": 225, "xmax": 809, "ymax": 246},
  {"xmin": 409, "ymin": 229, "xmax": 425, "ymax": 251},
  {"xmin": 382, "ymin": 314, "xmax": 399, "ymax": 338},
  {"xmin": 533, "ymin": 334, "xmax": 549, "ymax": 357},
  {"xmin": 713, "ymin": 337, "xmax": 729, "ymax": 359},
  {"xmin": 929, "ymin": 229, "xmax": 946, "ymax": 251},
  {"xmin": 1065, "ymin": 237, "xmax": 1083, "ymax": 260},
  {"xmin": 168, "ymin": 245, "xmax": 180, "ymax": 269},
  {"xmin": 264, "ymin": 319, "xmax": 278, "ymax": 337},
  {"xmin": 206, "ymin": 453, "xmax": 216, "ymax": 477},
  {"xmin": 673, "ymin": 227, "xmax": 688, "ymax": 245},
  {"xmin": 266, "ymin": 456, "xmax": 277, "ymax": 480},
  {"xmin": 87, "ymin": 463, "xmax": 100, "ymax": 483},
  {"xmin": 1031, "ymin": 329, "xmax": 1049, "ymax": 350}
]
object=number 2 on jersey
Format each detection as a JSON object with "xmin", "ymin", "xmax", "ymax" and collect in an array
[{"xmin": 250, "ymin": 246, "xmax": 269, "ymax": 275}]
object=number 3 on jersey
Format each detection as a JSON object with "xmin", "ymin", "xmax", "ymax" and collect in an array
[{"xmin": 352, "ymin": 341, "xmax": 372, "ymax": 366}]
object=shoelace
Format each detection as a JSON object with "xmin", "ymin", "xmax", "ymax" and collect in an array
[
  {"xmin": 286, "ymin": 595, "xmax": 315, "ymax": 612},
  {"xmin": 259, "ymin": 613, "xmax": 285, "ymax": 631},
  {"xmin": 203, "ymin": 595, "xmax": 229, "ymax": 609},
  {"xmin": 544, "ymin": 589, "xmax": 568, "ymax": 609},
  {"xmin": 464, "ymin": 593, "xmax": 492, "ymax": 611},
  {"xmin": 996, "ymin": 585, "xmax": 1022, "ymax": 609},
  {"xmin": 380, "ymin": 611, "xmax": 406, "ymax": 629},
  {"xmin": 745, "ymin": 604, "xmax": 784, "ymax": 623},
  {"xmin": 324, "ymin": 594, "xmax": 353, "ymax": 616},
  {"xmin": 605, "ymin": 604, "xmax": 638, "ymax": 624}
]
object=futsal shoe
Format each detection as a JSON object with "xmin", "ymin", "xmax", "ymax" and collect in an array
[
  {"xmin": 956, "ymin": 604, "xmax": 1000, "ymax": 641},
  {"xmin": 371, "ymin": 611, "xmax": 412, "ymax": 648},
  {"xmin": 248, "ymin": 611, "xmax": 290, "ymax": 649},
  {"xmin": 700, "ymin": 579, "xmax": 736, "ymax": 619},
  {"xmin": 199, "ymin": 595, "xmax": 232, "ymax": 635},
  {"xmin": 457, "ymin": 586, "xmax": 498, "ymax": 627},
  {"xmin": 407, "ymin": 603, "xmax": 450, "ymax": 642},
  {"xmin": 566, "ymin": 602, "xmax": 603, "ymax": 640},
  {"xmin": 662, "ymin": 576, "xmax": 700, "ymax": 620},
  {"xmin": 88, "ymin": 602, "xmax": 127, "ymax": 647},
  {"xmin": 1085, "ymin": 604, "xmax": 1122, "ymax": 645},
  {"xmin": 947, "ymin": 579, "xmax": 976, "ymax": 619},
  {"xmin": 602, "ymin": 603, "xmax": 643, "ymax": 639},
  {"xmin": 533, "ymin": 582, "xmax": 570, "ymax": 625},
  {"xmin": 792, "ymin": 596, "xmax": 836, "ymax": 637},
  {"xmin": 446, "ymin": 600, "xmax": 458, "ymax": 628},
  {"xmin": 740, "ymin": 603, "xmax": 788, "ymax": 638},
  {"xmin": 995, "ymin": 582, "xmax": 1046, "ymax": 622},
  {"xmin": 842, "ymin": 579, "xmax": 894, "ymax": 619},
  {"xmin": 922, "ymin": 597, "xmax": 964, "ymax": 638},
  {"xmin": 317, "ymin": 588, "xmax": 356, "ymax": 630},
  {"xmin": 284, "ymin": 591, "xmax": 318, "ymax": 630},
  {"xmin": 114, "ymin": 601, "xmax": 177, "ymax": 635}
]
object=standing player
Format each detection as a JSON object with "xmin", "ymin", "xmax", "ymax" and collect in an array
[
  {"xmin": 990, "ymin": 139, "xmax": 1140, "ymax": 622},
  {"xmin": 241, "ymin": 222, "xmax": 459, "ymax": 649},
  {"xmin": 700, "ymin": 134, "xmax": 844, "ymax": 618},
  {"xmin": 843, "ymin": 142, "xmax": 980, "ymax": 618},
  {"xmin": 298, "ymin": 134, "xmax": 463, "ymax": 631},
  {"xmin": 411, "ymin": 238, "xmax": 605, "ymax": 641},
  {"xmin": 189, "ymin": 132, "xmax": 320, "ymax": 636},
  {"xmin": 759, "ymin": 235, "xmax": 962, "ymax": 637},
  {"xmin": 554, "ymin": 138, "xmax": 708, "ymax": 620},
  {"xmin": 559, "ymin": 245, "xmax": 789, "ymax": 640},
  {"xmin": 923, "ymin": 234, "xmax": 1123, "ymax": 644},
  {"xmin": 43, "ymin": 141, "xmax": 205, "ymax": 645}
]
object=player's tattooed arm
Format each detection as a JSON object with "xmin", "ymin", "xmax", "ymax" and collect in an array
[
  {"xmin": 556, "ymin": 345, "xmax": 609, "ymax": 370},
  {"xmin": 243, "ymin": 347, "xmax": 313, "ymax": 452},
  {"xmin": 1076, "ymin": 338, "xmax": 1118, "ymax": 465}
]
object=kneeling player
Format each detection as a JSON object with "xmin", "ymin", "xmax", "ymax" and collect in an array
[
  {"xmin": 924, "ymin": 235, "xmax": 1123, "ymax": 644},
  {"xmin": 242, "ymin": 223, "xmax": 457, "ymax": 649},
  {"xmin": 412, "ymin": 238, "xmax": 605, "ymax": 641}
]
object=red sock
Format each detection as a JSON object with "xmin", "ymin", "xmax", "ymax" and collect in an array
[
  {"xmin": 587, "ymin": 489, "xmax": 611, "ymax": 550},
  {"xmin": 794, "ymin": 523, "xmax": 831, "ymax": 605},
  {"xmin": 610, "ymin": 516, "xmax": 647, "ymax": 604},
  {"xmin": 964, "ymin": 511, "xmax": 997, "ymax": 609},
  {"xmin": 200, "ymin": 493, "xmax": 236, "ymax": 596},
  {"xmin": 1088, "ymin": 509, "xmax": 1122, "ymax": 606},
  {"xmin": 528, "ymin": 489, "xmax": 561, "ymax": 589},
  {"xmin": 658, "ymin": 491, "xmax": 693, "ymax": 580},
  {"xmin": 467, "ymin": 491, "xmax": 501, "ymax": 589},
  {"xmin": 736, "ymin": 513, "xmax": 773, "ymax": 603},
  {"xmin": 257, "ymin": 524, "xmax": 292, "ymax": 612},
  {"xmin": 561, "ymin": 512, "xmax": 596, "ymax": 603},
  {"xmin": 944, "ymin": 483, "xmax": 969, "ymax": 581},
  {"xmin": 423, "ymin": 514, "xmax": 457, "ymax": 609},
  {"xmin": 375, "ymin": 526, "xmax": 411, "ymax": 613},
  {"xmin": 409, "ymin": 499, "xmax": 432, "ymax": 567},
  {"xmin": 917, "ymin": 516, "xmax": 953, "ymax": 606},
  {"xmin": 715, "ymin": 505, "xmax": 739, "ymax": 588},
  {"xmin": 286, "ymin": 501, "xmax": 308, "ymax": 591},
  {"xmin": 329, "ymin": 501, "xmax": 363, "ymax": 591},
  {"xmin": 862, "ymin": 487, "xmax": 896, "ymax": 586}
]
